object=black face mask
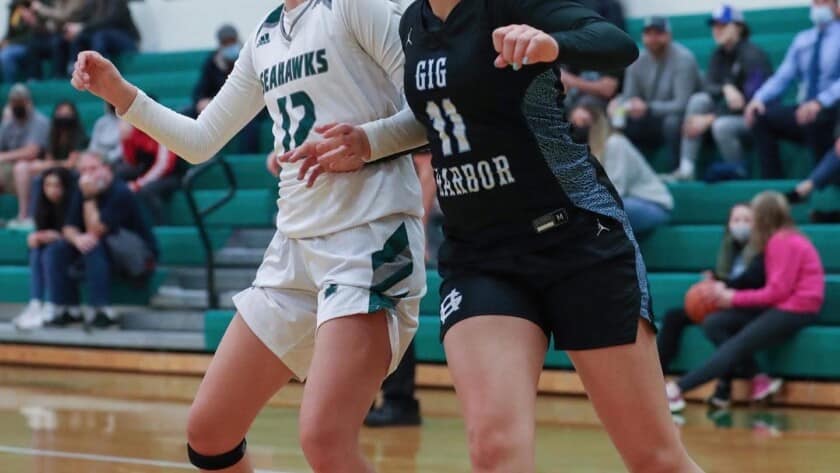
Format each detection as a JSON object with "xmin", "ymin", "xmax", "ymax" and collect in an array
[
  {"xmin": 54, "ymin": 116, "xmax": 77, "ymax": 129},
  {"xmin": 12, "ymin": 105, "xmax": 28, "ymax": 121},
  {"xmin": 570, "ymin": 125, "xmax": 591, "ymax": 144}
]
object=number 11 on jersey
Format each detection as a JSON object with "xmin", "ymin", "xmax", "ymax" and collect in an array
[
  {"xmin": 277, "ymin": 91, "xmax": 316, "ymax": 152},
  {"xmin": 426, "ymin": 99, "xmax": 471, "ymax": 157}
]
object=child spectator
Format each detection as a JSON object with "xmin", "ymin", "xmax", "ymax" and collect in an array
[
  {"xmin": 11, "ymin": 100, "xmax": 87, "ymax": 229},
  {"xmin": 12, "ymin": 166, "xmax": 74, "ymax": 330},
  {"xmin": 571, "ymin": 99, "xmax": 674, "ymax": 237},
  {"xmin": 117, "ymin": 123, "xmax": 184, "ymax": 224},
  {"xmin": 666, "ymin": 192, "xmax": 824, "ymax": 411},
  {"xmin": 676, "ymin": 5, "xmax": 773, "ymax": 181},
  {"xmin": 658, "ymin": 203, "xmax": 766, "ymax": 409},
  {"xmin": 46, "ymin": 152, "xmax": 158, "ymax": 328}
]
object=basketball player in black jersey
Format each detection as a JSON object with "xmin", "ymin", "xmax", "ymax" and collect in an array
[{"xmin": 283, "ymin": 0, "xmax": 703, "ymax": 471}]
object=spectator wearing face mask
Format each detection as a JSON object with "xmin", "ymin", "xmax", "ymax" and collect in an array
[
  {"xmin": 675, "ymin": 5, "xmax": 773, "ymax": 181},
  {"xmin": 667, "ymin": 192, "xmax": 824, "ymax": 412},
  {"xmin": 571, "ymin": 99, "xmax": 673, "ymax": 237},
  {"xmin": 188, "ymin": 24, "xmax": 265, "ymax": 154},
  {"xmin": 657, "ymin": 203, "xmax": 765, "ymax": 410},
  {"xmin": 10, "ymin": 100, "xmax": 87, "ymax": 230},
  {"xmin": 0, "ymin": 84, "xmax": 50, "ymax": 226},
  {"xmin": 745, "ymin": 0, "xmax": 840, "ymax": 178}
]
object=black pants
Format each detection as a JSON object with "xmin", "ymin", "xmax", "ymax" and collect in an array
[
  {"xmin": 678, "ymin": 308, "xmax": 817, "ymax": 392},
  {"xmin": 624, "ymin": 111, "xmax": 683, "ymax": 170},
  {"xmin": 751, "ymin": 103, "xmax": 838, "ymax": 178},
  {"xmin": 657, "ymin": 308, "xmax": 694, "ymax": 372},
  {"xmin": 381, "ymin": 341, "xmax": 417, "ymax": 404}
]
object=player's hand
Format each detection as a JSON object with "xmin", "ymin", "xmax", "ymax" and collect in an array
[
  {"xmin": 266, "ymin": 150, "xmax": 280, "ymax": 177},
  {"xmin": 492, "ymin": 24, "xmax": 559, "ymax": 70},
  {"xmin": 71, "ymin": 51, "xmax": 138, "ymax": 115},
  {"xmin": 279, "ymin": 123, "xmax": 370, "ymax": 188},
  {"xmin": 744, "ymin": 100, "xmax": 765, "ymax": 127},
  {"xmin": 795, "ymin": 100, "xmax": 822, "ymax": 126}
]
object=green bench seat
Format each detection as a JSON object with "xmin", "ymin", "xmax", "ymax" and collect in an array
[
  {"xmin": 120, "ymin": 50, "xmax": 211, "ymax": 75},
  {"xmin": 667, "ymin": 180, "xmax": 809, "ymax": 225},
  {"xmin": 164, "ymin": 189, "xmax": 276, "ymax": 227},
  {"xmin": 190, "ymin": 154, "xmax": 279, "ymax": 191}
]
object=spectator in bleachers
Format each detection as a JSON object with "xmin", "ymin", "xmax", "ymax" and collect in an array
[
  {"xmin": 666, "ymin": 191, "xmax": 824, "ymax": 412},
  {"xmin": 116, "ymin": 122, "xmax": 184, "ymax": 225},
  {"xmin": 189, "ymin": 24, "xmax": 264, "ymax": 154},
  {"xmin": 658, "ymin": 203, "xmax": 764, "ymax": 409},
  {"xmin": 46, "ymin": 151, "xmax": 157, "ymax": 328},
  {"xmin": 10, "ymin": 100, "xmax": 87, "ymax": 230},
  {"xmin": 675, "ymin": 5, "xmax": 773, "ymax": 181},
  {"xmin": 609, "ymin": 16, "xmax": 703, "ymax": 170},
  {"xmin": 59, "ymin": 0, "xmax": 139, "ymax": 77},
  {"xmin": 745, "ymin": 0, "xmax": 840, "ymax": 178},
  {"xmin": 571, "ymin": 99, "xmax": 673, "ymax": 237},
  {"xmin": 87, "ymin": 101, "xmax": 123, "ymax": 165},
  {"xmin": 0, "ymin": 84, "xmax": 49, "ymax": 228},
  {"xmin": 787, "ymin": 109, "xmax": 840, "ymax": 222},
  {"xmin": 28, "ymin": 0, "xmax": 89, "ymax": 79},
  {"xmin": 1, "ymin": 1, "xmax": 40, "ymax": 83},
  {"xmin": 12, "ymin": 167, "xmax": 74, "ymax": 330}
]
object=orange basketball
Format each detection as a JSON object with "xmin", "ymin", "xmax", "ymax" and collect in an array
[{"xmin": 684, "ymin": 281, "xmax": 719, "ymax": 323}]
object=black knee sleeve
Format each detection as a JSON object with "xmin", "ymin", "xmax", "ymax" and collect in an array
[{"xmin": 187, "ymin": 438, "xmax": 247, "ymax": 470}]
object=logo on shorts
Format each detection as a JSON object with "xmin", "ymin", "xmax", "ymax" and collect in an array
[
  {"xmin": 596, "ymin": 219, "xmax": 611, "ymax": 237},
  {"xmin": 440, "ymin": 288, "xmax": 463, "ymax": 324}
]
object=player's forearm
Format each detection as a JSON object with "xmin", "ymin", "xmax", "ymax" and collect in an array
[{"xmin": 360, "ymin": 107, "xmax": 429, "ymax": 162}]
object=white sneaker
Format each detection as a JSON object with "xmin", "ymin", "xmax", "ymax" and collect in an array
[
  {"xmin": 6, "ymin": 218, "xmax": 34, "ymax": 231},
  {"xmin": 669, "ymin": 161, "xmax": 696, "ymax": 181},
  {"xmin": 13, "ymin": 301, "xmax": 45, "ymax": 330},
  {"xmin": 666, "ymin": 381, "xmax": 686, "ymax": 413}
]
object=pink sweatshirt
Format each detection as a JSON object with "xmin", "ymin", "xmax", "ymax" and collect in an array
[{"xmin": 733, "ymin": 230, "xmax": 825, "ymax": 314}]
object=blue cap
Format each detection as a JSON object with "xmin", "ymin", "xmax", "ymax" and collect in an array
[
  {"xmin": 643, "ymin": 16, "xmax": 671, "ymax": 33},
  {"xmin": 709, "ymin": 5, "xmax": 745, "ymax": 25}
]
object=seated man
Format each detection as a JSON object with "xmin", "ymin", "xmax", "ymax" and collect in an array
[
  {"xmin": 745, "ymin": 0, "xmax": 840, "ymax": 178},
  {"xmin": 1, "ymin": 0, "xmax": 40, "ymax": 83},
  {"xmin": 676, "ymin": 5, "xmax": 773, "ymax": 180},
  {"xmin": 610, "ymin": 16, "xmax": 703, "ymax": 170},
  {"xmin": 62, "ymin": 0, "xmax": 139, "ymax": 75},
  {"xmin": 45, "ymin": 151, "xmax": 158, "ymax": 328}
]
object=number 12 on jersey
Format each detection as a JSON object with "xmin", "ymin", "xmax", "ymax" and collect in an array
[
  {"xmin": 426, "ymin": 99, "xmax": 471, "ymax": 157},
  {"xmin": 277, "ymin": 91, "xmax": 316, "ymax": 152}
]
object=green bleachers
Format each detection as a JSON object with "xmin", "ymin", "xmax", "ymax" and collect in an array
[
  {"xmin": 119, "ymin": 50, "xmax": 211, "ymax": 76},
  {"xmin": 626, "ymin": 6, "xmax": 810, "ymax": 41},
  {"xmin": 164, "ymin": 189, "xmax": 276, "ymax": 227},
  {"xmin": 667, "ymin": 180, "xmax": 810, "ymax": 224},
  {"xmin": 192, "ymin": 155, "xmax": 278, "ymax": 190}
]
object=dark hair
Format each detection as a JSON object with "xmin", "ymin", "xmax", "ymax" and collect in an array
[
  {"xmin": 34, "ymin": 167, "xmax": 74, "ymax": 231},
  {"xmin": 48, "ymin": 101, "xmax": 86, "ymax": 162}
]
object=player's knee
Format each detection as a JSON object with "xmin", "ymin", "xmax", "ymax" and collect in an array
[
  {"xmin": 186, "ymin": 404, "xmax": 243, "ymax": 456},
  {"xmin": 626, "ymin": 445, "xmax": 686, "ymax": 473},
  {"xmin": 465, "ymin": 415, "xmax": 529, "ymax": 470},
  {"xmin": 299, "ymin": 420, "xmax": 349, "ymax": 471}
]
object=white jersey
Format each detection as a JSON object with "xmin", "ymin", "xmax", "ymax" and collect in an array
[{"xmin": 122, "ymin": 0, "xmax": 426, "ymax": 239}]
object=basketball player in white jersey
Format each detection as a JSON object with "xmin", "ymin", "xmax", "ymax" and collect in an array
[{"xmin": 72, "ymin": 1, "xmax": 427, "ymax": 471}]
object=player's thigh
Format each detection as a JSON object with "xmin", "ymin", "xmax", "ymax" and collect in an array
[
  {"xmin": 188, "ymin": 314, "xmax": 294, "ymax": 449},
  {"xmin": 299, "ymin": 311, "xmax": 393, "ymax": 443},
  {"xmin": 444, "ymin": 314, "xmax": 548, "ymax": 442},
  {"xmin": 567, "ymin": 321, "xmax": 690, "ymax": 471}
]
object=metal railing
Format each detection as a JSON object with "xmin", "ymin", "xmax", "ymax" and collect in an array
[{"xmin": 182, "ymin": 156, "xmax": 237, "ymax": 309}]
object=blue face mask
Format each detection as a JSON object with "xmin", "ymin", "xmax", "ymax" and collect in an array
[
  {"xmin": 220, "ymin": 44, "xmax": 241, "ymax": 63},
  {"xmin": 810, "ymin": 5, "xmax": 835, "ymax": 27}
]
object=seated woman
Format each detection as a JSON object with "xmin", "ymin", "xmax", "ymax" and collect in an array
[
  {"xmin": 658, "ymin": 203, "xmax": 767, "ymax": 409},
  {"xmin": 666, "ymin": 191, "xmax": 824, "ymax": 412},
  {"xmin": 12, "ymin": 167, "xmax": 75, "ymax": 330},
  {"xmin": 11, "ymin": 100, "xmax": 87, "ymax": 228},
  {"xmin": 571, "ymin": 99, "xmax": 674, "ymax": 237}
]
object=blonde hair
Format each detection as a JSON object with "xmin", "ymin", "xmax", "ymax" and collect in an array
[{"xmin": 750, "ymin": 191, "xmax": 796, "ymax": 251}]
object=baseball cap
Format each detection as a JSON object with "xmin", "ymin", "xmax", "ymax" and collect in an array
[
  {"xmin": 643, "ymin": 16, "xmax": 671, "ymax": 33},
  {"xmin": 709, "ymin": 5, "xmax": 745, "ymax": 25},
  {"xmin": 216, "ymin": 24, "xmax": 239, "ymax": 43},
  {"xmin": 8, "ymin": 83, "xmax": 31, "ymax": 102}
]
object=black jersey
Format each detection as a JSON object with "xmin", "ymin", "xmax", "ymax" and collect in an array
[{"xmin": 400, "ymin": 0, "xmax": 638, "ymax": 261}]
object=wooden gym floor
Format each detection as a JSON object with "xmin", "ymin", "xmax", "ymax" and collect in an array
[{"xmin": 0, "ymin": 365, "xmax": 839, "ymax": 472}]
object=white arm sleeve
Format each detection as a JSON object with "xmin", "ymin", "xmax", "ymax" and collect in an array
[
  {"xmin": 342, "ymin": 0, "xmax": 428, "ymax": 161},
  {"xmin": 120, "ymin": 39, "xmax": 266, "ymax": 164}
]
